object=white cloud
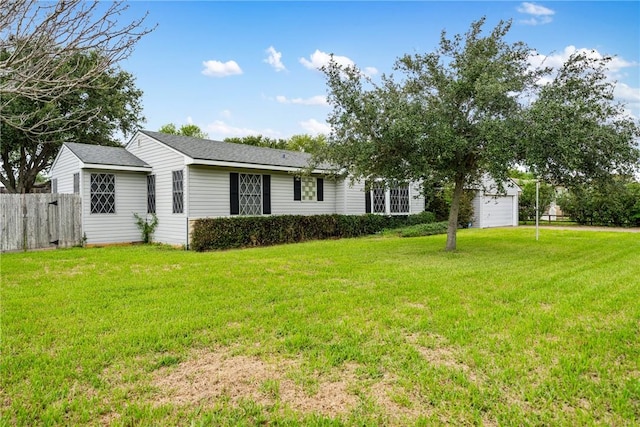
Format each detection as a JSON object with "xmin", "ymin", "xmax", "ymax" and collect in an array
[
  {"xmin": 276, "ymin": 95, "xmax": 328, "ymax": 106},
  {"xmin": 518, "ymin": 2, "xmax": 554, "ymax": 16},
  {"xmin": 220, "ymin": 110, "xmax": 232, "ymax": 119},
  {"xmin": 614, "ymin": 82, "xmax": 640, "ymax": 103},
  {"xmin": 529, "ymin": 46, "xmax": 637, "ymax": 77},
  {"xmin": 299, "ymin": 118, "xmax": 331, "ymax": 135},
  {"xmin": 186, "ymin": 116, "xmax": 193, "ymax": 124},
  {"xmin": 201, "ymin": 60, "xmax": 243, "ymax": 77},
  {"xmin": 528, "ymin": 46, "xmax": 640, "ymax": 119},
  {"xmin": 300, "ymin": 49, "xmax": 378, "ymax": 77},
  {"xmin": 206, "ymin": 120, "xmax": 280, "ymax": 139},
  {"xmin": 264, "ymin": 46, "xmax": 286, "ymax": 72},
  {"xmin": 517, "ymin": 2, "xmax": 555, "ymax": 25},
  {"xmin": 300, "ymin": 49, "xmax": 354, "ymax": 70},
  {"xmin": 363, "ymin": 66, "xmax": 379, "ymax": 77}
]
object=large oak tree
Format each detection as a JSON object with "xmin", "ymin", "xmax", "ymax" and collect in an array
[
  {"xmin": 0, "ymin": 51, "xmax": 145, "ymax": 193},
  {"xmin": 1, "ymin": 0, "xmax": 153, "ymax": 193},
  {"xmin": 317, "ymin": 18, "xmax": 639, "ymax": 251}
]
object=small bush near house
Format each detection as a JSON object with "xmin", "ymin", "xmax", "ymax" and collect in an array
[
  {"xmin": 190, "ymin": 213, "xmax": 436, "ymax": 251},
  {"xmin": 133, "ymin": 213, "xmax": 159, "ymax": 243}
]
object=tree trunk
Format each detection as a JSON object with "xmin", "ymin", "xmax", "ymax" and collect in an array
[{"xmin": 445, "ymin": 175, "xmax": 465, "ymax": 251}]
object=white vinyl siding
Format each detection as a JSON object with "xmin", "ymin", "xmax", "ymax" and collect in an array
[
  {"xmin": 188, "ymin": 167, "xmax": 337, "ymax": 218},
  {"xmin": 126, "ymin": 133, "xmax": 188, "ymax": 245},
  {"xmin": 471, "ymin": 193, "xmax": 482, "ymax": 227},
  {"xmin": 48, "ymin": 146, "xmax": 81, "ymax": 194},
  {"xmin": 271, "ymin": 173, "xmax": 335, "ymax": 216},
  {"xmin": 188, "ymin": 166, "xmax": 229, "ymax": 218},
  {"xmin": 342, "ymin": 180, "xmax": 367, "ymax": 215},
  {"xmin": 81, "ymin": 169, "xmax": 147, "ymax": 244},
  {"xmin": 410, "ymin": 183, "xmax": 425, "ymax": 215}
]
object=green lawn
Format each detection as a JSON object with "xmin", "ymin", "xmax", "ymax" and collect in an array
[{"xmin": 2, "ymin": 228, "xmax": 639, "ymax": 426}]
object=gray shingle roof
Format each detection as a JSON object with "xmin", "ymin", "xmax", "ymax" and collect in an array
[
  {"xmin": 140, "ymin": 130, "xmax": 319, "ymax": 170},
  {"xmin": 65, "ymin": 142, "xmax": 150, "ymax": 168}
]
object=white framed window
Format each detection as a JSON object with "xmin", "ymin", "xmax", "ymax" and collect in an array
[
  {"xmin": 368, "ymin": 182, "xmax": 411, "ymax": 215},
  {"xmin": 172, "ymin": 170, "xmax": 183, "ymax": 214},
  {"xmin": 372, "ymin": 183, "xmax": 386, "ymax": 213},
  {"xmin": 90, "ymin": 173, "xmax": 115, "ymax": 214},
  {"xmin": 239, "ymin": 173, "xmax": 262, "ymax": 215},
  {"xmin": 390, "ymin": 185, "xmax": 410, "ymax": 213}
]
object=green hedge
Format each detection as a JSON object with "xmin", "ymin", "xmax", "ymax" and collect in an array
[
  {"xmin": 190, "ymin": 212, "xmax": 436, "ymax": 252},
  {"xmin": 398, "ymin": 221, "xmax": 450, "ymax": 238}
]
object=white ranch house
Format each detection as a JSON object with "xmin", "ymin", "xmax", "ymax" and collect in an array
[{"xmin": 49, "ymin": 130, "xmax": 518, "ymax": 246}]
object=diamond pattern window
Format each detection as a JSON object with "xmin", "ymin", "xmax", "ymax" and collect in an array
[
  {"xmin": 390, "ymin": 185, "xmax": 410, "ymax": 213},
  {"xmin": 172, "ymin": 170, "xmax": 183, "ymax": 214},
  {"xmin": 372, "ymin": 183, "xmax": 386, "ymax": 213},
  {"xmin": 90, "ymin": 173, "xmax": 115, "ymax": 214},
  {"xmin": 147, "ymin": 175, "xmax": 156, "ymax": 214},
  {"xmin": 239, "ymin": 173, "xmax": 262, "ymax": 215}
]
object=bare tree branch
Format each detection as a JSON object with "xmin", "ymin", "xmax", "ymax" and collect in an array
[{"xmin": 0, "ymin": 0, "xmax": 155, "ymax": 137}]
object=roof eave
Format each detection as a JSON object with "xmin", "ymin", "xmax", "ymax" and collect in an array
[
  {"xmin": 185, "ymin": 158, "xmax": 328, "ymax": 174},
  {"xmin": 81, "ymin": 163, "xmax": 152, "ymax": 172}
]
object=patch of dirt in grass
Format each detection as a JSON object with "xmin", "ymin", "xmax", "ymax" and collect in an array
[
  {"xmin": 406, "ymin": 333, "xmax": 479, "ymax": 383},
  {"xmin": 150, "ymin": 348, "xmax": 358, "ymax": 417},
  {"xmin": 149, "ymin": 348, "xmax": 431, "ymax": 422},
  {"xmin": 406, "ymin": 302, "xmax": 427, "ymax": 309},
  {"xmin": 368, "ymin": 372, "xmax": 430, "ymax": 421}
]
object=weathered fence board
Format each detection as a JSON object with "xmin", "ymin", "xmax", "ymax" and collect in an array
[{"xmin": 0, "ymin": 194, "xmax": 82, "ymax": 252}]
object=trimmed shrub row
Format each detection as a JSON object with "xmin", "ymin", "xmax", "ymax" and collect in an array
[
  {"xmin": 398, "ymin": 221, "xmax": 450, "ymax": 238},
  {"xmin": 190, "ymin": 212, "xmax": 436, "ymax": 252}
]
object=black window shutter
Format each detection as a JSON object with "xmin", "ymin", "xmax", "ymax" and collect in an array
[
  {"xmin": 230, "ymin": 173, "xmax": 239, "ymax": 215},
  {"xmin": 262, "ymin": 175, "xmax": 271, "ymax": 214},
  {"xmin": 317, "ymin": 178, "xmax": 324, "ymax": 201},
  {"xmin": 365, "ymin": 183, "xmax": 371, "ymax": 213},
  {"xmin": 293, "ymin": 177, "xmax": 301, "ymax": 201}
]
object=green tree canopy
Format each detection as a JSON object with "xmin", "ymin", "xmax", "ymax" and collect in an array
[
  {"xmin": 158, "ymin": 123, "xmax": 209, "ymax": 139},
  {"xmin": 0, "ymin": 50, "xmax": 145, "ymax": 193},
  {"xmin": 316, "ymin": 18, "xmax": 640, "ymax": 251},
  {"xmin": 224, "ymin": 134, "xmax": 326, "ymax": 154}
]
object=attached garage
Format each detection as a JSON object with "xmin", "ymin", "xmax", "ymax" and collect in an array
[{"xmin": 470, "ymin": 178, "xmax": 520, "ymax": 228}]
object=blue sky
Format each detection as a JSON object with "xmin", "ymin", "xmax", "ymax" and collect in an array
[{"xmin": 119, "ymin": 1, "xmax": 640, "ymax": 142}]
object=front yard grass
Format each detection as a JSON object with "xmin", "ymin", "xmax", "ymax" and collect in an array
[{"xmin": 1, "ymin": 228, "xmax": 639, "ymax": 425}]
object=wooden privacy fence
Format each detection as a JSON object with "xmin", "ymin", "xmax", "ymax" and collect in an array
[{"xmin": 1, "ymin": 193, "xmax": 82, "ymax": 252}]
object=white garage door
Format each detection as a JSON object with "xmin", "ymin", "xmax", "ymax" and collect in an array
[{"xmin": 482, "ymin": 196, "xmax": 514, "ymax": 228}]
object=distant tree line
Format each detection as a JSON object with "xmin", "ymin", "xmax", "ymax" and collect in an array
[
  {"xmin": 158, "ymin": 123, "xmax": 327, "ymax": 154},
  {"xmin": 557, "ymin": 178, "xmax": 640, "ymax": 227}
]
